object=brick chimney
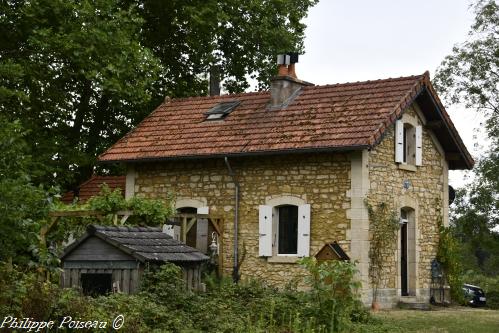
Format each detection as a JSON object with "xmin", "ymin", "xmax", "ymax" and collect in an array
[{"xmin": 270, "ymin": 53, "xmax": 313, "ymax": 108}]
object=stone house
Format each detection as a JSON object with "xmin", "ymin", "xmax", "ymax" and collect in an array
[{"xmin": 98, "ymin": 59, "xmax": 473, "ymax": 307}]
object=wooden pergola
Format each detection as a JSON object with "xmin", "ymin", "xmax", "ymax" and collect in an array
[{"xmin": 41, "ymin": 210, "xmax": 225, "ymax": 273}]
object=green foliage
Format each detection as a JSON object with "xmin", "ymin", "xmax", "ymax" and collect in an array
[
  {"xmin": 366, "ymin": 201, "xmax": 399, "ymax": 303},
  {"xmin": 434, "ymin": 0, "xmax": 498, "ymax": 116},
  {"xmin": 299, "ymin": 257, "xmax": 363, "ymax": 332},
  {"xmin": 435, "ymin": 0, "xmax": 499, "ymax": 249},
  {"xmin": 436, "ymin": 225, "xmax": 465, "ymax": 303},
  {"xmin": 125, "ymin": 0, "xmax": 319, "ymax": 95},
  {"xmin": 451, "ymin": 188, "xmax": 499, "ymax": 276},
  {"xmin": 85, "ymin": 184, "xmax": 174, "ymax": 225},
  {"xmin": 1, "ymin": 0, "xmax": 162, "ymax": 188},
  {"xmin": 46, "ymin": 184, "xmax": 174, "ymax": 250},
  {"xmin": 1, "ymin": 0, "xmax": 318, "ymax": 190},
  {"xmin": 0, "ymin": 117, "xmax": 50, "ymax": 264},
  {"xmin": 0, "ymin": 261, "xmax": 375, "ymax": 332}
]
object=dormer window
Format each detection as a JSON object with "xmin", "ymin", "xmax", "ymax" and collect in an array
[
  {"xmin": 205, "ymin": 100, "xmax": 240, "ymax": 121},
  {"xmin": 396, "ymin": 119, "xmax": 422, "ymax": 166}
]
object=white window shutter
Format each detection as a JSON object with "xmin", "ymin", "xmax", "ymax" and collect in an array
[
  {"xmin": 258, "ymin": 205, "xmax": 273, "ymax": 257},
  {"xmin": 395, "ymin": 120, "xmax": 404, "ymax": 163},
  {"xmin": 415, "ymin": 125, "xmax": 423, "ymax": 166},
  {"xmin": 297, "ymin": 204, "xmax": 311, "ymax": 257},
  {"xmin": 196, "ymin": 207, "xmax": 209, "ymax": 253}
]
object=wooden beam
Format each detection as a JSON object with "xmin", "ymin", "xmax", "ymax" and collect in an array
[
  {"xmin": 186, "ymin": 217, "xmax": 196, "ymax": 234},
  {"xmin": 181, "ymin": 216, "xmax": 188, "ymax": 242},
  {"xmin": 49, "ymin": 210, "xmax": 134, "ymax": 217},
  {"xmin": 208, "ymin": 218, "xmax": 222, "ymax": 236},
  {"xmin": 425, "ymin": 120, "xmax": 444, "ymax": 130},
  {"xmin": 175, "ymin": 213, "xmax": 223, "ymax": 219},
  {"xmin": 445, "ymin": 152, "xmax": 462, "ymax": 161},
  {"xmin": 49, "ymin": 210, "xmax": 104, "ymax": 217}
]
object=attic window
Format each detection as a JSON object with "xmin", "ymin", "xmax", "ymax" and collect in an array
[{"xmin": 205, "ymin": 100, "xmax": 240, "ymax": 120}]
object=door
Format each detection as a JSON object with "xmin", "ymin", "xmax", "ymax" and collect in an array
[{"xmin": 401, "ymin": 222, "xmax": 408, "ymax": 296}]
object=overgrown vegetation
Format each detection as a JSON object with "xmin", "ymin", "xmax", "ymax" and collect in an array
[
  {"xmin": 46, "ymin": 185, "xmax": 174, "ymax": 254},
  {"xmin": 367, "ymin": 201, "xmax": 399, "ymax": 305},
  {"xmin": 0, "ymin": 260, "xmax": 392, "ymax": 333},
  {"xmin": 436, "ymin": 224, "xmax": 464, "ymax": 303}
]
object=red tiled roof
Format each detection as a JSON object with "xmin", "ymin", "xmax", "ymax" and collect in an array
[
  {"xmin": 61, "ymin": 175, "xmax": 126, "ymax": 204},
  {"xmin": 98, "ymin": 72, "xmax": 473, "ymax": 169}
]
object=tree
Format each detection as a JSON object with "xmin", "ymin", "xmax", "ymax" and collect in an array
[
  {"xmin": 1, "ymin": 0, "xmax": 162, "ymax": 188},
  {"xmin": 434, "ymin": 0, "xmax": 499, "ymax": 275},
  {"xmin": 0, "ymin": 117, "xmax": 49, "ymax": 265},
  {"xmin": 127, "ymin": 0, "xmax": 318, "ymax": 97},
  {"xmin": 1, "ymin": 0, "xmax": 318, "ymax": 191}
]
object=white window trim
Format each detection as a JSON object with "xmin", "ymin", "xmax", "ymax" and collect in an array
[
  {"xmin": 259, "ymin": 196, "xmax": 310, "ymax": 263},
  {"xmin": 395, "ymin": 114, "xmax": 422, "ymax": 169}
]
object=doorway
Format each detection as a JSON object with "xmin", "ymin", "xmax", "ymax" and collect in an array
[
  {"xmin": 400, "ymin": 207, "xmax": 416, "ymax": 297},
  {"xmin": 401, "ymin": 221, "xmax": 408, "ymax": 296}
]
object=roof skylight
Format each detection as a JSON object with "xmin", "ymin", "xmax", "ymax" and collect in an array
[{"xmin": 205, "ymin": 100, "xmax": 240, "ymax": 120}]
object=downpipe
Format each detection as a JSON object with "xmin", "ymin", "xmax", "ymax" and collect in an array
[{"xmin": 224, "ymin": 157, "xmax": 240, "ymax": 282}]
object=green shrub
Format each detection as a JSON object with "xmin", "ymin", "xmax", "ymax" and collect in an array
[
  {"xmin": 437, "ymin": 225, "xmax": 465, "ymax": 304},
  {"xmin": 1, "ymin": 261, "xmax": 377, "ymax": 332}
]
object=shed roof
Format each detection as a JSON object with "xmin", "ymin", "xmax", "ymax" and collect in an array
[
  {"xmin": 98, "ymin": 72, "xmax": 473, "ymax": 170},
  {"xmin": 61, "ymin": 225, "xmax": 209, "ymax": 263}
]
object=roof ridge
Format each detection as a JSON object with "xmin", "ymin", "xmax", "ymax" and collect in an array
[
  {"xmin": 307, "ymin": 73, "xmax": 427, "ymax": 90},
  {"xmin": 366, "ymin": 74, "xmax": 426, "ymax": 146}
]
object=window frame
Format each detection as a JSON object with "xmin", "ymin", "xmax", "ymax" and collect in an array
[
  {"xmin": 395, "ymin": 115, "xmax": 423, "ymax": 168},
  {"xmin": 259, "ymin": 196, "xmax": 310, "ymax": 262}
]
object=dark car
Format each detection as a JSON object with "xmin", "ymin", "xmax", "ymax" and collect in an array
[{"xmin": 463, "ymin": 284, "xmax": 487, "ymax": 307}]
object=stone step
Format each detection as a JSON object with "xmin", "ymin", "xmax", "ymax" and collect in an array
[{"xmin": 397, "ymin": 299, "xmax": 431, "ymax": 311}]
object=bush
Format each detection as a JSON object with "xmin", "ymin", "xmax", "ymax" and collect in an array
[{"xmin": 1, "ymin": 261, "xmax": 377, "ymax": 332}]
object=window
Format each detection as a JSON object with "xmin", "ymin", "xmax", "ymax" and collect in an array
[
  {"xmin": 277, "ymin": 205, "xmax": 298, "ymax": 255},
  {"xmin": 258, "ymin": 201, "xmax": 310, "ymax": 258},
  {"xmin": 205, "ymin": 100, "xmax": 240, "ymax": 120},
  {"xmin": 395, "ymin": 120, "xmax": 422, "ymax": 166}
]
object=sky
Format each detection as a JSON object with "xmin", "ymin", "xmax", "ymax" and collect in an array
[{"xmin": 297, "ymin": 0, "xmax": 487, "ymax": 187}]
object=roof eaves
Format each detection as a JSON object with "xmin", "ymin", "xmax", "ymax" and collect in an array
[
  {"xmin": 420, "ymin": 79, "xmax": 474, "ymax": 169},
  {"xmin": 92, "ymin": 231, "xmax": 147, "ymax": 263},
  {"xmin": 98, "ymin": 144, "xmax": 370, "ymax": 164}
]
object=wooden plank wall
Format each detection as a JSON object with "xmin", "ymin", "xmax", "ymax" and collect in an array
[{"xmin": 181, "ymin": 265, "xmax": 203, "ymax": 291}]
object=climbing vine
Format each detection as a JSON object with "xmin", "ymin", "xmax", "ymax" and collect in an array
[{"xmin": 367, "ymin": 200, "xmax": 399, "ymax": 305}]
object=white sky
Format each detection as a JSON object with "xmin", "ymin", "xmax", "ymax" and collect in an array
[{"xmin": 298, "ymin": 0, "xmax": 486, "ymax": 187}]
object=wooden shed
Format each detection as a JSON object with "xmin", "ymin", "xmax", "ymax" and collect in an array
[{"xmin": 60, "ymin": 225, "xmax": 209, "ymax": 295}]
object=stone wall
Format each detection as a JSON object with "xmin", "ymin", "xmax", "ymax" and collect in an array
[
  {"xmin": 367, "ymin": 103, "xmax": 446, "ymax": 306},
  {"xmin": 132, "ymin": 153, "xmax": 351, "ymax": 286}
]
